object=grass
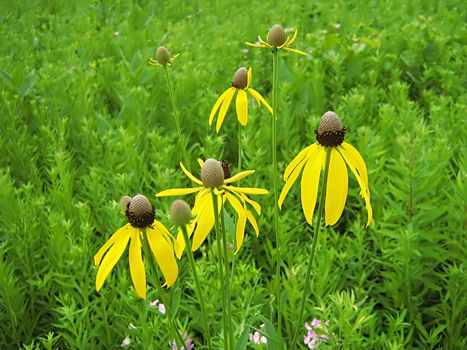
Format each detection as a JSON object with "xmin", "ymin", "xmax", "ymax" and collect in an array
[{"xmin": 0, "ymin": 0, "xmax": 465, "ymax": 349}]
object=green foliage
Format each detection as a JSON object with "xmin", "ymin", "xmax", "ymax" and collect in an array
[{"xmin": 0, "ymin": 0, "xmax": 465, "ymax": 349}]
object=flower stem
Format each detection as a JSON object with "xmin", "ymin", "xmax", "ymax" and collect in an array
[
  {"xmin": 163, "ymin": 66, "xmax": 189, "ymax": 168},
  {"xmin": 220, "ymin": 203, "xmax": 234, "ymax": 348},
  {"xmin": 237, "ymin": 123, "xmax": 242, "ymax": 173},
  {"xmin": 271, "ymin": 48, "xmax": 282, "ymax": 334},
  {"xmin": 211, "ymin": 192, "xmax": 229, "ymax": 350},
  {"xmin": 141, "ymin": 229, "xmax": 186, "ymax": 348},
  {"xmin": 180, "ymin": 225, "xmax": 213, "ymax": 350},
  {"xmin": 291, "ymin": 148, "xmax": 332, "ymax": 349}
]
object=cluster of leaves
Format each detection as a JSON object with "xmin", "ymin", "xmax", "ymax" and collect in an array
[{"xmin": 0, "ymin": 0, "xmax": 465, "ymax": 349}]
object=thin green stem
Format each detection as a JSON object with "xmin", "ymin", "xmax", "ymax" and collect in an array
[
  {"xmin": 271, "ymin": 48, "xmax": 281, "ymax": 333},
  {"xmin": 141, "ymin": 229, "xmax": 185, "ymax": 348},
  {"xmin": 180, "ymin": 225, "xmax": 213, "ymax": 350},
  {"xmin": 237, "ymin": 123, "xmax": 242, "ymax": 172},
  {"xmin": 164, "ymin": 66, "xmax": 189, "ymax": 167},
  {"xmin": 291, "ymin": 148, "xmax": 332, "ymax": 349},
  {"xmin": 212, "ymin": 192, "xmax": 229, "ymax": 350},
  {"xmin": 220, "ymin": 204, "xmax": 234, "ymax": 348}
]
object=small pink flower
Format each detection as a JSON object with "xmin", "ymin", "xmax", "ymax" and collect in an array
[
  {"xmin": 149, "ymin": 299, "xmax": 166, "ymax": 314},
  {"xmin": 303, "ymin": 318, "xmax": 332, "ymax": 349},
  {"xmin": 248, "ymin": 324, "xmax": 267, "ymax": 345},
  {"xmin": 171, "ymin": 330, "xmax": 194, "ymax": 350},
  {"xmin": 121, "ymin": 337, "xmax": 130, "ymax": 347}
]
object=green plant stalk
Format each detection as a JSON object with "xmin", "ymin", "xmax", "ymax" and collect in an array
[
  {"xmin": 211, "ymin": 192, "xmax": 229, "ymax": 350},
  {"xmin": 291, "ymin": 148, "xmax": 331, "ymax": 349},
  {"xmin": 220, "ymin": 204, "xmax": 234, "ymax": 348},
  {"xmin": 180, "ymin": 225, "xmax": 213, "ymax": 350},
  {"xmin": 164, "ymin": 66, "xmax": 189, "ymax": 167},
  {"xmin": 238, "ymin": 123, "xmax": 242, "ymax": 172},
  {"xmin": 271, "ymin": 48, "xmax": 282, "ymax": 333},
  {"xmin": 141, "ymin": 228, "xmax": 186, "ymax": 348}
]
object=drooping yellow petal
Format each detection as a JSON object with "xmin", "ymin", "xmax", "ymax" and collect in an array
[
  {"xmin": 278, "ymin": 149, "xmax": 312, "ymax": 209},
  {"xmin": 338, "ymin": 147, "xmax": 373, "ymax": 226},
  {"xmin": 235, "ymin": 211, "xmax": 247, "ymax": 253},
  {"xmin": 340, "ymin": 142, "xmax": 369, "ymax": 187},
  {"xmin": 247, "ymin": 88, "xmax": 273, "ymax": 114},
  {"xmin": 129, "ymin": 229, "xmax": 146, "ymax": 298},
  {"xmin": 236, "ymin": 89, "xmax": 248, "ymax": 126},
  {"xmin": 174, "ymin": 190, "xmax": 209, "ymax": 258},
  {"xmin": 300, "ymin": 146, "xmax": 326, "ymax": 224},
  {"xmin": 224, "ymin": 170, "xmax": 255, "ymax": 184},
  {"xmin": 239, "ymin": 192, "xmax": 261, "ymax": 215},
  {"xmin": 197, "ymin": 158, "xmax": 204, "ymax": 168},
  {"xmin": 226, "ymin": 192, "xmax": 243, "ymax": 215},
  {"xmin": 225, "ymin": 186, "xmax": 268, "ymax": 195},
  {"xmin": 288, "ymin": 29, "xmax": 298, "ymax": 46},
  {"xmin": 283, "ymin": 47, "xmax": 308, "ymax": 56},
  {"xmin": 209, "ymin": 89, "xmax": 229, "ymax": 125},
  {"xmin": 147, "ymin": 224, "xmax": 178, "ymax": 287},
  {"xmin": 325, "ymin": 149, "xmax": 348, "ymax": 226},
  {"xmin": 180, "ymin": 162, "xmax": 203, "ymax": 185},
  {"xmin": 278, "ymin": 36, "xmax": 291, "ymax": 49},
  {"xmin": 95, "ymin": 228, "xmax": 131, "ymax": 292},
  {"xmin": 192, "ymin": 193, "xmax": 222, "ymax": 251},
  {"xmin": 257, "ymin": 36, "xmax": 270, "ymax": 47},
  {"xmin": 247, "ymin": 67, "xmax": 252, "ymax": 88},
  {"xmin": 156, "ymin": 187, "xmax": 203, "ymax": 197},
  {"xmin": 226, "ymin": 193, "xmax": 248, "ymax": 253},
  {"xmin": 216, "ymin": 87, "xmax": 236, "ymax": 133},
  {"xmin": 246, "ymin": 210, "xmax": 259, "ymax": 237},
  {"xmin": 94, "ymin": 224, "xmax": 131, "ymax": 266},
  {"xmin": 283, "ymin": 144, "xmax": 315, "ymax": 181},
  {"xmin": 245, "ymin": 42, "xmax": 266, "ymax": 48}
]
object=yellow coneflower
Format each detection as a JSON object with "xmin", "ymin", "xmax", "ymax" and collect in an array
[
  {"xmin": 279, "ymin": 111, "xmax": 372, "ymax": 226},
  {"xmin": 148, "ymin": 46, "xmax": 179, "ymax": 67},
  {"xmin": 156, "ymin": 159, "xmax": 268, "ymax": 254},
  {"xmin": 209, "ymin": 67, "xmax": 272, "ymax": 133},
  {"xmin": 245, "ymin": 24, "xmax": 307, "ymax": 56},
  {"xmin": 94, "ymin": 194, "xmax": 178, "ymax": 299}
]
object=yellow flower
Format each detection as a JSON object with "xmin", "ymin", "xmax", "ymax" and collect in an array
[
  {"xmin": 245, "ymin": 24, "xmax": 307, "ymax": 56},
  {"xmin": 148, "ymin": 46, "xmax": 180, "ymax": 67},
  {"xmin": 94, "ymin": 194, "xmax": 178, "ymax": 299},
  {"xmin": 209, "ymin": 67, "xmax": 272, "ymax": 133},
  {"xmin": 279, "ymin": 111, "xmax": 372, "ymax": 226},
  {"xmin": 156, "ymin": 159, "xmax": 268, "ymax": 256}
]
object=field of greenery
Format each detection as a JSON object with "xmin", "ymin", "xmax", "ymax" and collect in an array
[{"xmin": 0, "ymin": 0, "xmax": 465, "ymax": 349}]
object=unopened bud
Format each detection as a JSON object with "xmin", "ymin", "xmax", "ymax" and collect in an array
[
  {"xmin": 170, "ymin": 199, "xmax": 192, "ymax": 226},
  {"xmin": 120, "ymin": 195, "xmax": 132, "ymax": 212}
]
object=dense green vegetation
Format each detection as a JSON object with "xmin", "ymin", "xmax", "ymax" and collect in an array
[{"xmin": 0, "ymin": 0, "xmax": 465, "ymax": 349}]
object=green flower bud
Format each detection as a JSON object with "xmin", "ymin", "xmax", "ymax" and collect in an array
[{"xmin": 170, "ymin": 199, "xmax": 193, "ymax": 226}]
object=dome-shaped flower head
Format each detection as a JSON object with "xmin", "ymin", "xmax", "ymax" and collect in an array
[
  {"xmin": 156, "ymin": 159, "xmax": 268, "ymax": 256},
  {"xmin": 245, "ymin": 24, "xmax": 307, "ymax": 55},
  {"xmin": 148, "ymin": 46, "xmax": 180, "ymax": 67},
  {"xmin": 279, "ymin": 111, "xmax": 372, "ymax": 226},
  {"xmin": 209, "ymin": 67, "xmax": 272, "ymax": 133},
  {"xmin": 94, "ymin": 194, "xmax": 179, "ymax": 298}
]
